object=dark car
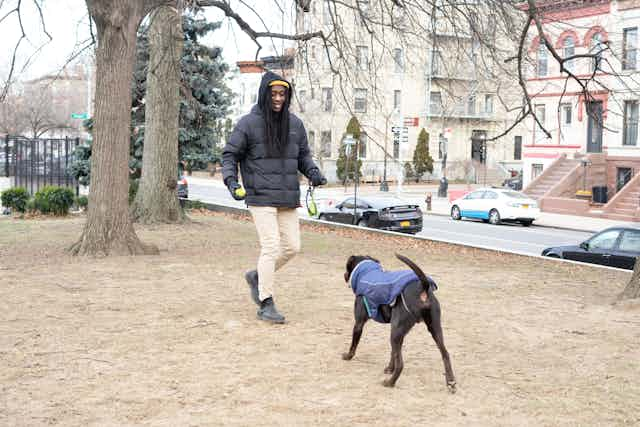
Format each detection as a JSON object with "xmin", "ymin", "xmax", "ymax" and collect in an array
[
  {"xmin": 318, "ymin": 196, "xmax": 423, "ymax": 234},
  {"xmin": 541, "ymin": 227, "xmax": 640, "ymax": 270},
  {"xmin": 502, "ymin": 174, "xmax": 523, "ymax": 191}
]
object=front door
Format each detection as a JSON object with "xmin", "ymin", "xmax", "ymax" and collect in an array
[
  {"xmin": 471, "ymin": 140, "xmax": 485, "ymax": 164},
  {"xmin": 587, "ymin": 101, "xmax": 603, "ymax": 153}
]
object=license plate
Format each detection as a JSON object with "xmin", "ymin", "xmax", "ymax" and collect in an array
[
  {"xmin": 522, "ymin": 204, "xmax": 529, "ymax": 209},
  {"xmin": 400, "ymin": 220, "xmax": 410, "ymax": 227}
]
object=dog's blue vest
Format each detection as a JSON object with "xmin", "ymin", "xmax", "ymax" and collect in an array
[{"xmin": 350, "ymin": 260, "xmax": 419, "ymax": 323}]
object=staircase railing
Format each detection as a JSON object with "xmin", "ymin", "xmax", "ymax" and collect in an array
[
  {"xmin": 523, "ymin": 154, "xmax": 566, "ymax": 194},
  {"xmin": 602, "ymin": 169, "xmax": 640, "ymax": 212}
]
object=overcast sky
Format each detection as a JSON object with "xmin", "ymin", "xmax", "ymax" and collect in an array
[{"xmin": 0, "ymin": 0, "xmax": 295, "ymax": 81}]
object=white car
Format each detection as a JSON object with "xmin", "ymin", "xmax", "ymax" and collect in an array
[{"xmin": 450, "ymin": 187, "xmax": 540, "ymax": 226}]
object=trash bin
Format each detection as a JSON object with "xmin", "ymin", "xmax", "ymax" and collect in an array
[{"xmin": 592, "ymin": 186, "xmax": 608, "ymax": 204}]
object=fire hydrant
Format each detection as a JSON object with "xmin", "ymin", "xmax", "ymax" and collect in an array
[{"xmin": 425, "ymin": 193, "xmax": 432, "ymax": 211}]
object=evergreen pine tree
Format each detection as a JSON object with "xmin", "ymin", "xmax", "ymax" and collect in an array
[
  {"xmin": 412, "ymin": 128, "xmax": 434, "ymax": 183},
  {"xmin": 336, "ymin": 116, "xmax": 363, "ymax": 183}
]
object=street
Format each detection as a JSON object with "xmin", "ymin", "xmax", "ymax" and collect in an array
[{"xmin": 186, "ymin": 176, "xmax": 593, "ymax": 257}]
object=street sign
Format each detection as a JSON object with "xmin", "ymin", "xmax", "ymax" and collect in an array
[
  {"xmin": 392, "ymin": 126, "xmax": 408, "ymax": 133},
  {"xmin": 71, "ymin": 113, "xmax": 89, "ymax": 119},
  {"xmin": 403, "ymin": 117, "xmax": 419, "ymax": 127}
]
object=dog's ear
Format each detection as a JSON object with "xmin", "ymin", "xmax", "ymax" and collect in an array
[{"xmin": 345, "ymin": 256, "xmax": 357, "ymax": 282}]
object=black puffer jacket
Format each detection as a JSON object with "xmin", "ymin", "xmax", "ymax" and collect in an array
[{"xmin": 222, "ymin": 72, "xmax": 320, "ymax": 207}]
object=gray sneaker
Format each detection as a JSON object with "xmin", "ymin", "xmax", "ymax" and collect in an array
[
  {"xmin": 257, "ymin": 297, "xmax": 285, "ymax": 324},
  {"xmin": 244, "ymin": 270, "xmax": 260, "ymax": 306}
]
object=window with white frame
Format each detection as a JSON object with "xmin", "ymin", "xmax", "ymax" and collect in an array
[
  {"xmin": 563, "ymin": 36, "xmax": 575, "ymax": 72},
  {"xmin": 431, "ymin": 50, "xmax": 442, "ymax": 76},
  {"xmin": 484, "ymin": 94, "xmax": 493, "ymax": 114},
  {"xmin": 532, "ymin": 164, "xmax": 543, "ymax": 180},
  {"xmin": 590, "ymin": 32, "xmax": 604, "ymax": 72},
  {"xmin": 323, "ymin": 0, "xmax": 332, "ymax": 25},
  {"xmin": 356, "ymin": 45, "xmax": 368, "ymax": 70},
  {"xmin": 298, "ymin": 90, "xmax": 306, "ymax": 112},
  {"xmin": 430, "ymin": 91, "xmax": 442, "ymax": 115},
  {"xmin": 537, "ymin": 43, "xmax": 548, "ymax": 77},
  {"xmin": 394, "ymin": 90, "xmax": 401, "ymax": 110},
  {"xmin": 561, "ymin": 103, "xmax": 572, "ymax": 126},
  {"xmin": 322, "ymin": 87, "xmax": 333, "ymax": 112},
  {"xmin": 393, "ymin": 48, "xmax": 404, "ymax": 73},
  {"xmin": 624, "ymin": 100, "xmax": 638, "ymax": 146},
  {"xmin": 308, "ymin": 130, "xmax": 315, "ymax": 155},
  {"xmin": 320, "ymin": 131, "xmax": 332, "ymax": 158},
  {"xmin": 468, "ymin": 95, "xmax": 476, "ymax": 115},
  {"xmin": 359, "ymin": 132, "xmax": 367, "ymax": 158},
  {"xmin": 354, "ymin": 88, "xmax": 367, "ymax": 113},
  {"xmin": 623, "ymin": 27, "xmax": 637, "ymax": 70}
]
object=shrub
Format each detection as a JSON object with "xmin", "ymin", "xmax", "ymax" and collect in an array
[
  {"xmin": 187, "ymin": 200, "xmax": 207, "ymax": 210},
  {"xmin": 76, "ymin": 195, "xmax": 89, "ymax": 210},
  {"xmin": 34, "ymin": 186, "xmax": 75, "ymax": 216},
  {"xmin": 26, "ymin": 198, "xmax": 36, "ymax": 213},
  {"xmin": 1, "ymin": 187, "xmax": 29, "ymax": 213}
]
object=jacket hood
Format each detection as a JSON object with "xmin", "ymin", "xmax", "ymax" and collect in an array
[{"xmin": 257, "ymin": 71, "xmax": 292, "ymax": 111}]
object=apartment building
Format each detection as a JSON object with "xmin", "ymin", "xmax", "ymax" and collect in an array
[
  {"xmin": 523, "ymin": 0, "xmax": 640, "ymax": 219},
  {"xmin": 291, "ymin": 0, "xmax": 524, "ymax": 184}
]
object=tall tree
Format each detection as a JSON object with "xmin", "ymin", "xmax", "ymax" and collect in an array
[
  {"xmin": 70, "ymin": 0, "xmax": 169, "ymax": 256},
  {"xmin": 131, "ymin": 5, "xmax": 184, "ymax": 224},
  {"xmin": 412, "ymin": 128, "xmax": 433, "ymax": 183}
]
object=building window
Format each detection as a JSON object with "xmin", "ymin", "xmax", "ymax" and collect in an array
[
  {"xmin": 323, "ymin": 0, "xmax": 332, "ymax": 25},
  {"xmin": 322, "ymin": 87, "xmax": 333, "ymax": 112},
  {"xmin": 563, "ymin": 36, "xmax": 575, "ymax": 72},
  {"xmin": 484, "ymin": 94, "xmax": 493, "ymax": 114},
  {"xmin": 320, "ymin": 131, "xmax": 332, "ymax": 158},
  {"xmin": 468, "ymin": 95, "xmax": 476, "ymax": 115},
  {"xmin": 298, "ymin": 90, "xmax": 306, "ymax": 112},
  {"xmin": 393, "ymin": 48, "xmax": 404, "ymax": 73},
  {"xmin": 590, "ymin": 32, "xmax": 604, "ymax": 72},
  {"xmin": 393, "ymin": 90, "xmax": 401, "ymax": 110},
  {"xmin": 561, "ymin": 103, "xmax": 572, "ymax": 126},
  {"xmin": 430, "ymin": 91, "xmax": 442, "ymax": 115},
  {"xmin": 532, "ymin": 163, "xmax": 543, "ymax": 181},
  {"xmin": 514, "ymin": 136, "xmax": 522, "ymax": 160},
  {"xmin": 431, "ymin": 50, "xmax": 442, "ymax": 76},
  {"xmin": 308, "ymin": 130, "xmax": 315, "ymax": 155},
  {"xmin": 623, "ymin": 27, "xmax": 637, "ymax": 70},
  {"xmin": 354, "ymin": 88, "xmax": 367, "ymax": 113},
  {"xmin": 535, "ymin": 104, "xmax": 546, "ymax": 143},
  {"xmin": 537, "ymin": 43, "xmax": 548, "ymax": 77},
  {"xmin": 356, "ymin": 45, "xmax": 368, "ymax": 70},
  {"xmin": 359, "ymin": 132, "xmax": 367, "ymax": 158},
  {"xmin": 624, "ymin": 100, "xmax": 639, "ymax": 146}
]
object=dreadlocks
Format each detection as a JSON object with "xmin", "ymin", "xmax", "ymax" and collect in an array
[{"xmin": 261, "ymin": 87, "xmax": 291, "ymax": 157}]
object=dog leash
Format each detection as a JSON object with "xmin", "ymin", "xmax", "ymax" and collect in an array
[{"xmin": 306, "ymin": 183, "xmax": 318, "ymax": 217}]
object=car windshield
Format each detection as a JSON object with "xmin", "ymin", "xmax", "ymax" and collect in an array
[{"xmin": 502, "ymin": 191, "xmax": 528, "ymax": 199}]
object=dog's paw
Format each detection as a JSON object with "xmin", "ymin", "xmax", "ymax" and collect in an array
[
  {"xmin": 447, "ymin": 381, "xmax": 457, "ymax": 394},
  {"xmin": 384, "ymin": 366, "xmax": 393, "ymax": 374},
  {"xmin": 342, "ymin": 352, "xmax": 353, "ymax": 360},
  {"xmin": 382, "ymin": 379, "xmax": 395, "ymax": 388}
]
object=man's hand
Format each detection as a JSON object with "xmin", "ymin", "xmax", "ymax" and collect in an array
[
  {"xmin": 309, "ymin": 170, "xmax": 327, "ymax": 187},
  {"xmin": 227, "ymin": 180, "xmax": 246, "ymax": 201}
]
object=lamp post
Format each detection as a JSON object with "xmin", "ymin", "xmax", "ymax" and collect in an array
[{"xmin": 343, "ymin": 134, "xmax": 358, "ymax": 224}]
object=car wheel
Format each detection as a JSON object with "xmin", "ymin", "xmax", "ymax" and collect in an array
[
  {"xmin": 521, "ymin": 219, "xmax": 533, "ymax": 227},
  {"xmin": 357, "ymin": 218, "xmax": 368, "ymax": 228},
  {"xmin": 545, "ymin": 253, "xmax": 560, "ymax": 258},
  {"xmin": 451, "ymin": 205, "xmax": 461, "ymax": 220},
  {"xmin": 488, "ymin": 209, "xmax": 501, "ymax": 225}
]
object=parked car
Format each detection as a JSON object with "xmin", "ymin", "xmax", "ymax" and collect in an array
[
  {"xmin": 502, "ymin": 173, "xmax": 523, "ymax": 191},
  {"xmin": 318, "ymin": 196, "xmax": 423, "ymax": 234},
  {"xmin": 542, "ymin": 227, "xmax": 640, "ymax": 270},
  {"xmin": 450, "ymin": 187, "xmax": 540, "ymax": 226}
]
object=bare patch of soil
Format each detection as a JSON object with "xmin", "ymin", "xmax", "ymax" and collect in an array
[{"xmin": 0, "ymin": 213, "xmax": 638, "ymax": 426}]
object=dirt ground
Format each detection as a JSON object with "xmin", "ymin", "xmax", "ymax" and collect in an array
[{"xmin": 1, "ymin": 212, "xmax": 639, "ymax": 426}]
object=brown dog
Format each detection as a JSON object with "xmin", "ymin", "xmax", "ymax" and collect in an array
[{"xmin": 343, "ymin": 254, "xmax": 456, "ymax": 392}]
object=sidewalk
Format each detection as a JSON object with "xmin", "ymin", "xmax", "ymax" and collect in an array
[{"xmin": 187, "ymin": 173, "xmax": 637, "ymax": 234}]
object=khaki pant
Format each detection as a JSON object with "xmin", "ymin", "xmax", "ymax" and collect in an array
[{"xmin": 248, "ymin": 206, "xmax": 301, "ymax": 301}]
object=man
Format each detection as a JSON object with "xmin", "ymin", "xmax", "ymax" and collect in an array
[{"xmin": 222, "ymin": 71, "xmax": 326, "ymax": 324}]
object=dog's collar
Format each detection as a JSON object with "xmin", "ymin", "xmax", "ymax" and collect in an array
[{"xmin": 349, "ymin": 259, "xmax": 379, "ymax": 288}]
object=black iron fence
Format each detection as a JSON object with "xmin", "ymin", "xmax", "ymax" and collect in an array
[{"xmin": 2, "ymin": 136, "xmax": 80, "ymax": 195}]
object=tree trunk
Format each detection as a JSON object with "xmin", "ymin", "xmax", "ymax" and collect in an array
[
  {"xmin": 131, "ymin": 5, "xmax": 185, "ymax": 224},
  {"xmin": 619, "ymin": 257, "xmax": 640, "ymax": 300},
  {"xmin": 71, "ymin": 0, "xmax": 163, "ymax": 256}
]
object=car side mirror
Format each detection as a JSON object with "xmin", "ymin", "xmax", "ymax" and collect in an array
[
  {"xmin": 336, "ymin": 204, "xmax": 342, "ymax": 210},
  {"xmin": 580, "ymin": 241, "xmax": 589, "ymax": 251}
]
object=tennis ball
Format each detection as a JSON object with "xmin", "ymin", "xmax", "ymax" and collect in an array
[{"xmin": 234, "ymin": 187, "xmax": 246, "ymax": 198}]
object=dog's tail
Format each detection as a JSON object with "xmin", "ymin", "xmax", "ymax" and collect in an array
[{"xmin": 396, "ymin": 253, "xmax": 437, "ymax": 293}]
